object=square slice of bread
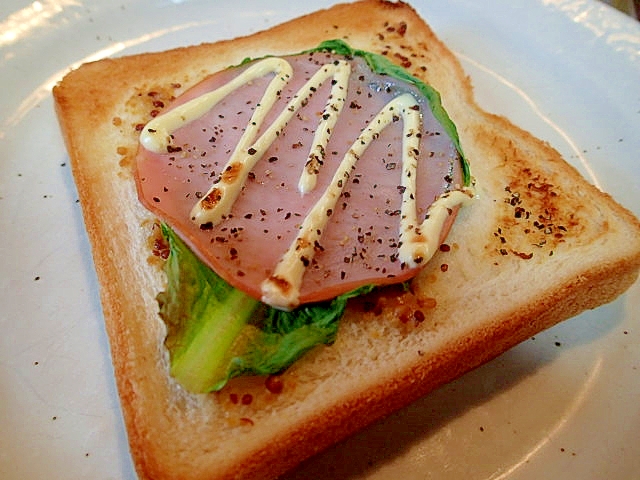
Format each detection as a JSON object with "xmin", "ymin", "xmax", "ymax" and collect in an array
[{"xmin": 53, "ymin": 1, "xmax": 640, "ymax": 479}]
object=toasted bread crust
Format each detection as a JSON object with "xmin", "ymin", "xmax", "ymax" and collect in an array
[{"xmin": 53, "ymin": 1, "xmax": 640, "ymax": 479}]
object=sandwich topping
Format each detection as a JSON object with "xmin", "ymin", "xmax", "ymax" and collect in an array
[
  {"xmin": 133, "ymin": 41, "xmax": 474, "ymax": 392},
  {"xmin": 136, "ymin": 41, "xmax": 473, "ymax": 311}
]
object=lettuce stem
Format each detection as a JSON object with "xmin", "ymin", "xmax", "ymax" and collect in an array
[
  {"xmin": 169, "ymin": 288, "xmax": 259, "ymax": 393},
  {"xmin": 158, "ymin": 224, "xmax": 260, "ymax": 393}
]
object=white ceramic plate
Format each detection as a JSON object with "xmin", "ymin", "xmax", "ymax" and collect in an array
[{"xmin": 1, "ymin": 1, "xmax": 638, "ymax": 479}]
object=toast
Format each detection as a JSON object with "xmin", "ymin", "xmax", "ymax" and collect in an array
[{"xmin": 52, "ymin": 1, "xmax": 640, "ymax": 479}]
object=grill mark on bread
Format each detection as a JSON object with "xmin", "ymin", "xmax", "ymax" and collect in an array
[{"xmin": 481, "ymin": 134, "xmax": 592, "ymax": 262}]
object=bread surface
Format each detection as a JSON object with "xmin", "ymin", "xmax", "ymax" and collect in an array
[{"xmin": 53, "ymin": 1, "xmax": 640, "ymax": 479}]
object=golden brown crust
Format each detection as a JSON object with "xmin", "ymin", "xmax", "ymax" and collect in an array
[{"xmin": 53, "ymin": 1, "xmax": 640, "ymax": 479}]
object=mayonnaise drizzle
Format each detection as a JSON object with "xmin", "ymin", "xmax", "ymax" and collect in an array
[
  {"xmin": 141, "ymin": 57, "xmax": 351, "ymax": 226},
  {"xmin": 141, "ymin": 58, "xmax": 292, "ymax": 155},
  {"xmin": 261, "ymin": 93, "xmax": 473, "ymax": 309},
  {"xmin": 140, "ymin": 56, "xmax": 474, "ymax": 310}
]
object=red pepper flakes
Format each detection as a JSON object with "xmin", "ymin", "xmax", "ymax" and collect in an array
[
  {"xmin": 393, "ymin": 52, "xmax": 412, "ymax": 68},
  {"xmin": 265, "ymin": 375, "xmax": 284, "ymax": 394},
  {"xmin": 417, "ymin": 296, "xmax": 437, "ymax": 309},
  {"xmin": 152, "ymin": 237, "xmax": 170, "ymax": 260},
  {"xmin": 398, "ymin": 308, "xmax": 412, "ymax": 324}
]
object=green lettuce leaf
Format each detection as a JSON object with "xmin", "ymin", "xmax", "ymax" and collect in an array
[
  {"xmin": 158, "ymin": 223, "xmax": 260, "ymax": 393},
  {"xmin": 221, "ymin": 284, "xmax": 373, "ymax": 389},
  {"xmin": 158, "ymin": 224, "xmax": 372, "ymax": 392}
]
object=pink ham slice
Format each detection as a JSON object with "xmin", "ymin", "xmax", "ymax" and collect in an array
[{"xmin": 135, "ymin": 52, "xmax": 463, "ymax": 306}]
